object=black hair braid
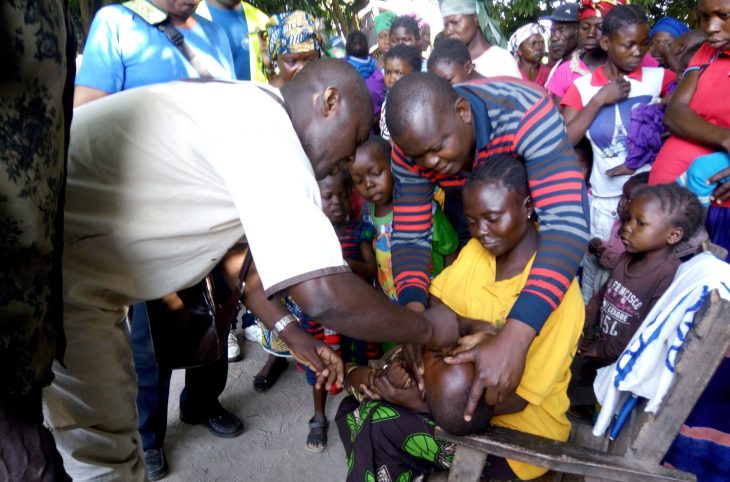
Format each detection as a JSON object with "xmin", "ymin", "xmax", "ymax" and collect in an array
[
  {"xmin": 466, "ymin": 154, "xmax": 529, "ymax": 196},
  {"xmin": 602, "ymin": 4, "xmax": 649, "ymax": 38},
  {"xmin": 634, "ymin": 184, "xmax": 704, "ymax": 241}
]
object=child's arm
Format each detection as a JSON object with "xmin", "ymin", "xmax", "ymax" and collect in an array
[
  {"xmin": 369, "ymin": 371, "xmax": 429, "ymax": 413},
  {"xmin": 605, "ymin": 163, "xmax": 635, "ymax": 177},
  {"xmin": 345, "ymin": 239, "xmax": 378, "ymax": 279},
  {"xmin": 344, "ymin": 364, "xmax": 377, "ymax": 400}
]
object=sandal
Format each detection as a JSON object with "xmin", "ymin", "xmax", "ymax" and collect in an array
[
  {"xmin": 252, "ymin": 356, "xmax": 288, "ymax": 392},
  {"xmin": 306, "ymin": 417, "xmax": 328, "ymax": 453}
]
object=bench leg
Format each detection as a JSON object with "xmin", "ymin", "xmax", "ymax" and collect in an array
[{"xmin": 447, "ymin": 446, "xmax": 488, "ymax": 482}]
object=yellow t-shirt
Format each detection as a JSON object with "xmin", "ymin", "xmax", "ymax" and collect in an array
[{"xmin": 429, "ymin": 239, "xmax": 584, "ymax": 480}]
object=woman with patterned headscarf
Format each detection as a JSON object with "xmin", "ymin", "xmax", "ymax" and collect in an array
[
  {"xmin": 508, "ymin": 22, "xmax": 550, "ymax": 86},
  {"xmin": 264, "ymin": 10, "xmax": 323, "ymax": 88}
]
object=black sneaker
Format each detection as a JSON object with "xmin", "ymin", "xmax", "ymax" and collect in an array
[
  {"xmin": 180, "ymin": 403, "xmax": 244, "ymax": 438},
  {"xmin": 144, "ymin": 448, "xmax": 169, "ymax": 481}
]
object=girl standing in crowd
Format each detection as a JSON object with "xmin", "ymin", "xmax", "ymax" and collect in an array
[
  {"xmin": 508, "ymin": 23, "xmax": 551, "ymax": 86},
  {"xmin": 426, "ymin": 37, "xmax": 485, "ymax": 84},
  {"xmin": 250, "ymin": 10, "xmax": 323, "ymax": 393},
  {"xmin": 389, "ymin": 14, "xmax": 420, "ymax": 49},
  {"xmin": 379, "ymin": 44, "xmax": 422, "ymax": 140},
  {"xmin": 571, "ymin": 184, "xmax": 702, "ymax": 419},
  {"xmin": 561, "ymin": 5, "xmax": 676, "ymax": 302},
  {"xmin": 586, "ymin": 172, "xmax": 649, "ymax": 293},
  {"xmin": 299, "ymin": 171, "xmax": 378, "ymax": 453},
  {"xmin": 546, "ymin": 0, "xmax": 659, "ymax": 102},
  {"xmin": 652, "ymin": 0, "xmax": 730, "ymax": 260},
  {"xmin": 581, "ymin": 184, "xmax": 702, "ymax": 364},
  {"xmin": 349, "ymin": 137, "xmax": 458, "ymax": 353}
]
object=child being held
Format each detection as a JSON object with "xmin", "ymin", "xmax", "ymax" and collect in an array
[{"xmin": 336, "ymin": 155, "xmax": 585, "ymax": 481}]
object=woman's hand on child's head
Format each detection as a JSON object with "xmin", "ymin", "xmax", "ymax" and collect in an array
[
  {"xmin": 458, "ymin": 316, "xmax": 500, "ymax": 337},
  {"xmin": 450, "ymin": 331, "xmax": 496, "ymax": 357},
  {"xmin": 605, "ymin": 163, "xmax": 635, "ymax": 177},
  {"xmin": 444, "ymin": 319, "xmax": 534, "ymax": 421},
  {"xmin": 279, "ymin": 326, "xmax": 344, "ymax": 391},
  {"xmin": 709, "ymin": 165, "xmax": 730, "ymax": 204},
  {"xmin": 597, "ymin": 78, "xmax": 631, "ymax": 106}
]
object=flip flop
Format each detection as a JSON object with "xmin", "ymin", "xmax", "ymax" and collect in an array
[
  {"xmin": 306, "ymin": 417, "xmax": 328, "ymax": 453},
  {"xmin": 252, "ymin": 357, "xmax": 288, "ymax": 392}
]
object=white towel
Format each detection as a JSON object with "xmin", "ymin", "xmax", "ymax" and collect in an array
[{"xmin": 593, "ymin": 252, "xmax": 730, "ymax": 437}]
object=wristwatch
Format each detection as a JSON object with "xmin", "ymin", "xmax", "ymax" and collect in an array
[{"xmin": 273, "ymin": 314, "xmax": 298, "ymax": 335}]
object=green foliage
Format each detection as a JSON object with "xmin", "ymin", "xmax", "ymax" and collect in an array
[
  {"xmin": 479, "ymin": 0, "xmax": 698, "ymax": 39},
  {"xmin": 248, "ymin": 0, "xmax": 369, "ymax": 33}
]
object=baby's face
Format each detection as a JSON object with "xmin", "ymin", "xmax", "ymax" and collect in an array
[{"xmin": 422, "ymin": 349, "xmax": 475, "ymax": 397}]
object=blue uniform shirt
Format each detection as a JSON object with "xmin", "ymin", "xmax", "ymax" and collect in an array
[
  {"xmin": 77, "ymin": 5, "xmax": 235, "ymax": 92},
  {"xmin": 205, "ymin": 2, "xmax": 251, "ymax": 80}
]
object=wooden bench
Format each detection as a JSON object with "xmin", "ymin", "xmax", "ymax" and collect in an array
[{"xmin": 436, "ymin": 290, "xmax": 730, "ymax": 482}]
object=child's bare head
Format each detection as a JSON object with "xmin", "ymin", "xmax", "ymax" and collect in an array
[
  {"xmin": 617, "ymin": 171, "xmax": 649, "ymax": 221},
  {"xmin": 621, "ymin": 184, "xmax": 703, "ymax": 253},
  {"xmin": 422, "ymin": 350, "xmax": 493, "ymax": 435},
  {"xmin": 318, "ymin": 171, "xmax": 351, "ymax": 225},
  {"xmin": 350, "ymin": 136, "xmax": 393, "ymax": 206}
]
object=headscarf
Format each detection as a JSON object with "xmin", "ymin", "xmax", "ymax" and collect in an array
[
  {"xmin": 650, "ymin": 17, "xmax": 690, "ymax": 39},
  {"xmin": 266, "ymin": 11, "xmax": 322, "ymax": 63},
  {"xmin": 578, "ymin": 0, "xmax": 628, "ymax": 20},
  {"xmin": 374, "ymin": 12, "xmax": 396, "ymax": 36},
  {"xmin": 508, "ymin": 23, "xmax": 545, "ymax": 57},
  {"xmin": 439, "ymin": 0, "xmax": 477, "ymax": 17}
]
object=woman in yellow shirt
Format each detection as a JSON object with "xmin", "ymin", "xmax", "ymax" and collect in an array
[{"xmin": 335, "ymin": 154, "xmax": 585, "ymax": 481}]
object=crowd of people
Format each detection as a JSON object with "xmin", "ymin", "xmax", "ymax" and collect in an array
[{"xmin": 2, "ymin": 0, "xmax": 730, "ymax": 481}]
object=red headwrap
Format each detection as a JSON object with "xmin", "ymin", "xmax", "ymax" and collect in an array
[{"xmin": 578, "ymin": 0, "xmax": 629, "ymax": 20}]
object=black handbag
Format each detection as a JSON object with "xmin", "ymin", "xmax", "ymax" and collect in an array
[{"xmin": 147, "ymin": 250, "xmax": 252, "ymax": 370}]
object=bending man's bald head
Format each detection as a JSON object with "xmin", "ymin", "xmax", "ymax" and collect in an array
[
  {"xmin": 385, "ymin": 72, "xmax": 459, "ymax": 139},
  {"xmin": 282, "ymin": 58, "xmax": 373, "ymax": 121},
  {"xmin": 280, "ymin": 58, "xmax": 374, "ymax": 179}
]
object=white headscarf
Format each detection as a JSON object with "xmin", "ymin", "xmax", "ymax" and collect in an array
[
  {"xmin": 507, "ymin": 23, "xmax": 545, "ymax": 57},
  {"xmin": 439, "ymin": 0, "xmax": 477, "ymax": 17}
]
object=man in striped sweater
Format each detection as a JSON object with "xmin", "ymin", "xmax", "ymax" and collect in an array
[{"xmin": 385, "ymin": 73, "xmax": 589, "ymax": 420}]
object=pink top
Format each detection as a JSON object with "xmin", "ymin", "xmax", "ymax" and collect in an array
[{"xmin": 547, "ymin": 51, "xmax": 659, "ymax": 99}]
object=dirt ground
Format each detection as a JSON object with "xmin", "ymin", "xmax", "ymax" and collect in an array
[{"xmin": 163, "ymin": 330, "xmax": 348, "ymax": 482}]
